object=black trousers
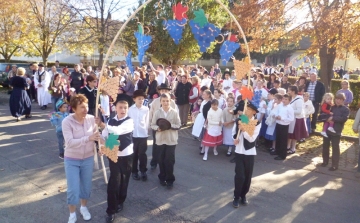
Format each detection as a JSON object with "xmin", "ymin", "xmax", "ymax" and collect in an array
[
  {"xmin": 132, "ymin": 137, "xmax": 148, "ymax": 173},
  {"xmin": 30, "ymin": 84, "xmax": 36, "ymax": 101},
  {"xmin": 275, "ymin": 123, "xmax": 289, "ymax": 159},
  {"xmin": 311, "ymin": 101, "xmax": 320, "ymax": 130},
  {"xmin": 157, "ymin": 144, "xmax": 176, "ymax": 183},
  {"xmin": 234, "ymin": 154, "xmax": 254, "ymax": 199},
  {"xmin": 107, "ymin": 155, "xmax": 133, "ymax": 215},
  {"xmin": 322, "ymin": 133, "xmax": 340, "ymax": 168},
  {"xmin": 150, "ymin": 130, "xmax": 158, "ymax": 167}
]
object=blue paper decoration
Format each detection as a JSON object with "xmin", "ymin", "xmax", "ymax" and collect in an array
[
  {"xmin": 220, "ymin": 40, "xmax": 240, "ymax": 65},
  {"xmin": 189, "ymin": 20, "xmax": 221, "ymax": 52},
  {"xmin": 134, "ymin": 25, "xmax": 152, "ymax": 67},
  {"xmin": 126, "ymin": 51, "xmax": 134, "ymax": 74},
  {"xmin": 250, "ymin": 90, "xmax": 262, "ymax": 108},
  {"xmin": 163, "ymin": 18, "xmax": 187, "ymax": 45}
]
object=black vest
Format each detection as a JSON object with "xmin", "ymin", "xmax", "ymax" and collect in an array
[
  {"xmin": 108, "ymin": 116, "xmax": 133, "ymax": 151},
  {"xmin": 233, "ymin": 118, "xmax": 260, "ymax": 150}
]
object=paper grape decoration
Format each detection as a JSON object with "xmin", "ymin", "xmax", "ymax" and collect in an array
[
  {"xmin": 220, "ymin": 35, "xmax": 240, "ymax": 65},
  {"xmin": 126, "ymin": 51, "xmax": 134, "ymax": 74},
  {"xmin": 250, "ymin": 90, "xmax": 262, "ymax": 108},
  {"xmin": 163, "ymin": 3, "xmax": 188, "ymax": 45},
  {"xmin": 101, "ymin": 133, "xmax": 120, "ymax": 163},
  {"xmin": 238, "ymin": 119, "xmax": 258, "ymax": 137},
  {"xmin": 234, "ymin": 59, "xmax": 252, "ymax": 80},
  {"xmin": 99, "ymin": 76, "xmax": 120, "ymax": 101},
  {"xmin": 134, "ymin": 24, "xmax": 152, "ymax": 67},
  {"xmin": 189, "ymin": 9, "xmax": 221, "ymax": 52}
]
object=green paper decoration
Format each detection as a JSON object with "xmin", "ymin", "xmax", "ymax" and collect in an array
[
  {"xmin": 240, "ymin": 115, "xmax": 249, "ymax": 124},
  {"xmin": 105, "ymin": 133, "xmax": 120, "ymax": 150},
  {"xmin": 138, "ymin": 24, "xmax": 143, "ymax": 34},
  {"xmin": 193, "ymin": 9, "xmax": 208, "ymax": 28}
]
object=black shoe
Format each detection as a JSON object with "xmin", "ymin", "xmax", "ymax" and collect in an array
[
  {"xmin": 59, "ymin": 153, "xmax": 64, "ymax": 159},
  {"xmin": 150, "ymin": 165, "xmax": 156, "ymax": 170},
  {"xmin": 329, "ymin": 167, "xmax": 338, "ymax": 171},
  {"xmin": 320, "ymin": 162, "xmax": 328, "ymax": 167},
  {"xmin": 132, "ymin": 173, "xmax": 140, "ymax": 180},
  {"xmin": 106, "ymin": 214, "xmax": 115, "ymax": 223},
  {"xmin": 159, "ymin": 180, "xmax": 167, "ymax": 186},
  {"xmin": 166, "ymin": 182, "xmax": 173, "ymax": 189},
  {"xmin": 230, "ymin": 157, "xmax": 236, "ymax": 163},
  {"xmin": 226, "ymin": 151, "xmax": 232, "ymax": 157},
  {"xmin": 116, "ymin": 203, "xmax": 123, "ymax": 213},
  {"xmin": 232, "ymin": 198, "xmax": 240, "ymax": 208},
  {"xmin": 25, "ymin": 115, "xmax": 32, "ymax": 119},
  {"xmin": 141, "ymin": 172, "xmax": 148, "ymax": 181},
  {"xmin": 274, "ymin": 156, "xmax": 285, "ymax": 160},
  {"xmin": 270, "ymin": 151, "xmax": 277, "ymax": 155},
  {"xmin": 241, "ymin": 198, "xmax": 249, "ymax": 206},
  {"xmin": 200, "ymin": 152, "xmax": 204, "ymax": 155},
  {"xmin": 44, "ymin": 105, "xmax": 47, "ymax": 109}
]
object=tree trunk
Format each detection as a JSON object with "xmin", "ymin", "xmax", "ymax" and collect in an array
[
  {"xmin": 42, "ymin": 54, "xmax": 48, "ymax": 67},
  {"xmin": 319, "ymin": 45, "xmax": 336, "ymax": 92},
  {"xmin": 98, "ymin": 45, "xmax": 104, "ymax": 68},
  {"xmin": 4, "ymin": 54, "xmax": 10, "ymax": 63}
]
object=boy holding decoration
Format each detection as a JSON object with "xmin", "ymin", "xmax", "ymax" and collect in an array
[
  {"xmin": 232, "ymin": 102, "xmax": 261, "ymax": 208},
  {"xmin": 97, "ymin": 94, "xmax": 134, "ymax": 223}
]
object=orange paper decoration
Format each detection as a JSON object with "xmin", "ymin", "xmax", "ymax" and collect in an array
[{"xmin": 240, "ymin": 86, "xmax": 254, "ymax": 100}]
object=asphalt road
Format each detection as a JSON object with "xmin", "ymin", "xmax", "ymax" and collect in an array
[{"xmin": 0, "ymin": 99, "xmax": 360, "ymax": 223}]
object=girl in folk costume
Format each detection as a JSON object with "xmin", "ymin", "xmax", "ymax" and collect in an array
[
  {"xmin": 191, "ymin": 98, "xmax": 203, "ymax": 123},
  {"xmin": 287, "ymin": 86, "xmax": 308, "ymax": 154},
  {"xmin": 223, "ymin": 97, "xmax": 237, "ymax": 156},
  {"xmin": 222, "ymin": 71, "xmax": 233, "ymax": 94},
  {"xmin": 201, "ymin": 99, "xmax": 224, "ymax": 161},
  {"xmin": 303, "ymin": 92, "xmax": 315, "ymax": 136},
  {"xmin": 260, "ymin": 89, "xmax": 278, "ymax": 139},
  {"xmin": 192, "ymin": 90, "xmax": 212, "ymax": 142},
  {"xmin": 214, "ymin": 89, "xmax": 227, "ymax": 110},
  {"xmin": 34, "ymin": 64, "xmax": 51, "ymax": 110},
  {"xmin": 266, "ymin": 93, "xmax": 283, "ymax": 153},
  {"xmin": 189, "ymin": 76, "xmax": 200, "ymax": 112},
  {"xmin": 48, "ymin": 73, "xmax": 65, "ymax": 112}
]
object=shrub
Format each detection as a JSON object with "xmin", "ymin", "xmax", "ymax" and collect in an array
[
  {"xmin": 349, "ymin": 74, "xmax": 359, "ymax": 80},
  {"xmin": 330, "ymin": 79, "xmax": 360, "ymax": 110}
]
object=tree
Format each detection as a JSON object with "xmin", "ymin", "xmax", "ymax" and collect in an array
[
  {"xmin": 27, "ymin": 0, "xmax": 79, "ymax": 66},
  {"xmin": 231, "ymin": 0, "xmax": 360, "ymax": 90},
  {"xmin": 67, "ymin": 0, "xmax": 134, "ymax": 67},
  {"xmin": 122, "ymin": 0, "xmax": 230, "ymax": 65},
  {"xmin": 0, "ymin": 0, "xmax": 33, "ymax": 62}
]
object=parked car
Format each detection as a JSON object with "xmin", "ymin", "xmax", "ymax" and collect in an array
[{"xmin": 0, "ymin": 63, "xmax": 30, "ymax": 87}]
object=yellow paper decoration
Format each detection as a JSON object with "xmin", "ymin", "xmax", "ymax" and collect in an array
[
  {"xmin": 100, "ymin": 76, "xmax": 120, "ymax": 100},
  {"xmin": 238, "ymin": 119, "xmax": 258, "ymax": 137},
  {"xmin": 100, "ymin": 145, "xmax": 119, "ymax": 163},
  {"xmin": 234, "ymin": 59, "xmax": 252, "ymax": 80}
]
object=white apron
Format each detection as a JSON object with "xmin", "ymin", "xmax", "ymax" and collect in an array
[
  {"xmin": 192, "ymin": 100, "xmax": 208, "ymax": 137},
  {"xmin": 223, "ymin": 126, "xmax": 234, "ymax": 145}
]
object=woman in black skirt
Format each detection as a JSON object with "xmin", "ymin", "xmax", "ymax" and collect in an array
[{"xmin": 9, "ymin": 67, "xmax": 32, "ymax": 121}]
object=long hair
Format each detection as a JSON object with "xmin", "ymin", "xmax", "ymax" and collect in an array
[{"xmin": 321, "ymin": 93, "xmax": 334, "ymax": 105}]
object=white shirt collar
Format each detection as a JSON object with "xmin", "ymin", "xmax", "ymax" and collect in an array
[{"xmin": 113, "ymin": 115, "xmax": 127, "ymax": 121}]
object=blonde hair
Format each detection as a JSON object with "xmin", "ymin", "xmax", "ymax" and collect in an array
[
  {"xmin": 17, "ymin": 67, "xmax": 26, "ymax": 76},
  {"xmin": 191, "ymin": 76, "xmax": 200, "ymax": 84},
  {"xmin": 321, "ymin": 93, "xmax": 334, "ymax": 105}
]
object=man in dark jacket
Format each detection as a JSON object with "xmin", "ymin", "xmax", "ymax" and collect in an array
[
  {"xmin": 320, "ymin": 93, "xmax": 349, "ymax": 171},
  {"xmin": 305, "ymin": 73, "xmax": 325, "ymax": 131},
  {"xmin": 175, "ymin": 75, "xmax": 192, "ymax": 126},
  {"xmin": 70, "ymin": 64, "xmax": 84, "ymax": 93}
]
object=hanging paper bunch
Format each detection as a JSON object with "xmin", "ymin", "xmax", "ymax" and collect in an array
[
  {"xmin": 134, "ymin": 23, "xmax": 152, "ymax": 67},
  {"xmin": 220, "ymin": 34, "xmax": 240, "ymax": 65},
  {"xmin": 126, "ymin": 51, "xmax": 134, "ymax": 74},
  {"xmin": 100, "ymin": 133, "xmax": 120, "ymax": 163},
  {"xmin": 163, "ymin": 2, "xmax": 188, "ymax": 44},
  {"xmin": 189, "ymin": 9, "xmax": 221, "ymax": 52}
]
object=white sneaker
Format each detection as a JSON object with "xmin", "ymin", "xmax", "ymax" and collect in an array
[
  {"xmin": 68, "ymin": 214, "xmax": 77, "ymax": 223},
  {"xmin": 80, "ymin": 206, "xmax": 91, "ymax": 221},
  {"xmin": 328, "ymin": 127, "xmax": 336, "ymax": 133},
  {"xmin": 321, "ymin": 132, "xmax": 328, "ymax": 138},
  {"xmin": 203, "ymin": 155, "xmax": 207, "ymax": 161},
  {"xmin": 214, "ymin": 150, "xmax": 218, "ymax": 156}
]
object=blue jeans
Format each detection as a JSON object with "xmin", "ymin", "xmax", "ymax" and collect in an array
[
  {"xmin": 306, "ymin": 117, "xmax": 311, "ymax": 134},
  {"xmin": 51, "ymin": 96, "xmax": 62, "ymax": 111},
  {"xmin": 56, "ymin": 131, "xmax": 64, "ymax": 154},
  {"xmin": 64, "ymin": 156, "xmax": 94, "ymax": 205}
]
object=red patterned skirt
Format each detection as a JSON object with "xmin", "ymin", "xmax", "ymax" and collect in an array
[
  {"xmin": 202, "ymin": 130, "xmax": 223, "ymax": 147},
  {"xmin": 288, "ymin": 118, "xmax": 309, "ymax": 140}
]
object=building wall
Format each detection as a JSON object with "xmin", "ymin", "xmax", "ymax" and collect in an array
[{"xmin": 334, "ymin": 53, "xmax": 360, "ymax": 70}]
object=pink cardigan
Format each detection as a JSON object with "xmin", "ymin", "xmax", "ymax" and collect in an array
[{"xmin": 62, "ymin": 114, "xmax": 96, "ymax": 159}]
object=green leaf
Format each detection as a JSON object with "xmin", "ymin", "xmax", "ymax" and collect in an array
[
  {"xmin": 240, "ymin": 115, "xmax": 249, "ymax": 124},
  {"xmin": 193, "ymin": 9, "xmax": 208, "ymax": 28},
  {"xmin": 105, "ymin": 133, "xmax": 120, "ymax": 151}
]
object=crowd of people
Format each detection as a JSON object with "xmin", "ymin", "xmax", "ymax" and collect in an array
[{"xmin": 6, "ymin": 60, "xmax": 360, "ymax": 223}]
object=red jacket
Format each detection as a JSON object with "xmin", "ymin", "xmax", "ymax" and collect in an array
[{"xmin": 189, "ymin": 84, "xmax": 200, "ymax": 104}]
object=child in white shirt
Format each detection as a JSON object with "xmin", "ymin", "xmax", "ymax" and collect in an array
[
  {"xmin": 100, "ymin": 90, "xmax": 110, "ymax": 122},
  {"xmin": 303, "ymin": 92, "xmax": 315, "ymax": 136},
  {"xmin": 266, "ymin": 94, "xmax": 282, "ymax": 153}
]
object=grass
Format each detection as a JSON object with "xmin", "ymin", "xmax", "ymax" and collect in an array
[{"xmin": 316, "ymin": 119, "xmax": 358, "ymax": 137}]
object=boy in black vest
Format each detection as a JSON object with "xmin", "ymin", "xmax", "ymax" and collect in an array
[
  {"xmin": 98, "ymin": 94, "xmax": 134, "ymax": 223},
  {"xmin": 232, "ymin": 102, "xmax": 261, "ymax": 208}
]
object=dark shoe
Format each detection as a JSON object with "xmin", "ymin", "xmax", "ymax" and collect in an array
[
  {"xmin": 287, "ymin": 150, "xmax": 295, "ymax": 154},
  {"xmin": 320, "ymin": 162, "xmax": 328, "ymax": 167},
  {"xmin": 44, "ymin": 105, "xmax": 47, "ymax": 109},
  {"xmin": 230, "ymin": 157, "xmax": 236, "ymax": 163},
  {"xmin": 166, "ymin": 182, "xmax": 173, "ymax": 189},
  {"xmin": 116, "ymin": 203, "xmax": 123, "ymax": 213},
  {"xmin": 270, "ymin": 151, "xmax": 277, "ymax": 155},
  {"xmin": 25, "ymin": 115, "xmax": 32, "ymax": 119},
  {"xmin": 141, "ymin": 172, "xmax": 147, "ymax": 181},
  {"xmin": 329, "ymin": 167, "xmax": 338, "ymax": 171},
  {"xmin": 200, "ymin": 152, "xmax": 205, "ymax": 155},
  {"xmin": 274, "ymin": 156, "xmax": 285, "ymax": 160},
  {"xmin": 226, "ymin": 151, "xmax": 232, "ymax": 157},
  {"xmin": 59, "ymin": 153, "xmax": 64, "ymax": 159},
  {"xmin": 232, "ymin": 198, "xmax": 240, "ymax": 208},
  {"xmin": 150, "ymin": 165, "xmax": 156, "ymax": 170},
  {"xmin": 105, "ymin": 214, "xmax": 115, "ymax": 223},
  {"xmin": 132, "ymin": 173, "xmax": 140, "ymax": 180},
  {"xmin": 159, "ymin": 180, "xmax": 167, "ymax": 186},
  {"xmin": 241, "ymin": 198, "xmax": 249, "ymax": 206}
]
